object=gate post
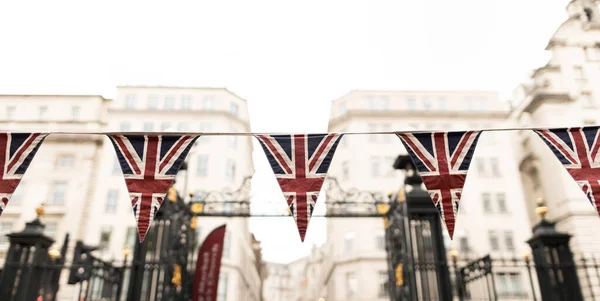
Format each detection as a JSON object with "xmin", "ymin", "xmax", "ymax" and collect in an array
[
  {"xmin": 0, "ymin": 205, "xmax": 54, "ymax": 301},
  {"xmin": 390, "ymin": 155, "xmax": 453, "ymax": 301},
  {"xmin": 527, "ymin": 199, "xmax": 583, "ymax": 301}
]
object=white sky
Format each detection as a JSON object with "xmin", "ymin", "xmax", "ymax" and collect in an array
[{"xmin": 0, "ymin": 0, "xmax": 569, "ymax": 263}]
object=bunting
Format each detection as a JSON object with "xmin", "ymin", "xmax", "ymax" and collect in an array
[
  {"xmin": 397, "ymin": 131, "xmax": 481, "ymax": 239},
  {"xmin": 255, "ymin": 134, "xmax": 343, "ymax": 241},
  {"xmin": 108, "ymin": 134, "xmax": 199, "ymax": 241},
  {"xmin": 534, "ymin": 126, "xmax": 600, "ymax": 217},
  {"xmin": 0, "ymin": 133, "xmax": 47, "ymax": 215}
]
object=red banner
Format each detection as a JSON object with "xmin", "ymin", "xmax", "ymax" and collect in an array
[{"xmin": 192, "ymin": 224, "xmax": 227, "ymax": 301}]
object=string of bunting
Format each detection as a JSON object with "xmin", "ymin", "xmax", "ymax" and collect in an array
[{"xmin": 0, "ymin": 126, "xmax": 598, "ymax": 242}]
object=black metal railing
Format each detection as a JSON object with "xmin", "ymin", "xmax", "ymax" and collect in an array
[{"xmin": 448, "ymin": 253, "xmax": 600, "ymax": 301}]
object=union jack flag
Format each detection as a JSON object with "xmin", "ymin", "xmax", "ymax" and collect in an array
[
  {"xmin": 255, "ymin": 134, "xmax": 343, "ymax": 241},
  {"xmin": 397, "ymin": 131, "xmax": 481, "ymax": 239},
  {"xmin": 534, "ymin": 127, "xmax": 600, "ymax": 217},
  {"xmin": 0, "ymin": 133, "xmax": 47, "ymax": 215},
  {"xmin": 108, "ymin": 134, "xmax": 198, "ymax": 241}
]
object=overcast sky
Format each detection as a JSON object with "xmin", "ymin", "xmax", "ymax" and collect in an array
[{"xmin": 0, "ymin": 0, "xmax": 569, "ymax": 263}]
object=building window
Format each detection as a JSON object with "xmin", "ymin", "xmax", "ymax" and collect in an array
[
  {"xmin": 490, "ymin": 158, "xmax": 500, "ymax": 177},
  {"xmin": 49, "ymin": 182, "xmax": 68, "ymax": 205},
  {"xmin": 344, "ymin": 232, "xmax": 355, "ymax": 252},
  {"xmin": 497, "ymin": 193, "xmax": 507, "ymax": 213},
  {"xmin": 459, "ymin": 236, "xmax": 470, "ymax": 254},
  {"xmin": 112, "ymin": 159, "xmax": 122, "ymax": 175},
  {"xmin": 56, "ymin": 154, "xmax": 75, "ymax": 169},
  {"xmin": 489, "ymin": 230, "xmax": 499, "ymax": 251},
  {"xmin": 181, "ymin": 95, "xmax": 193, "ymax": 110},
  {"xmin": 44, "ymin": 222, "xmax": 57, "ymax": 238},
  {"xmin": 368, "ymin": 123, "xmax": 378, "ymax": 142},
  {"xmin": 380, "ymin": 95, "xmax": 390, "ymax": 110},
  {"xmin": 370, "ymin": 156, "xmax": 381, "ymax": 177},
  {"xmin": 147, "ymin": 95, "xmax": 159, "ymax": 110},
  {"xmin": 198, "ymin": 123, "xmax": 212, "ymax": 143},
  {"xmin": 160, "ymin": 122, "xmax": 171, "ymax": 131},
  {"xmin": 227, "ymin": 128, "xmax": 237, "ymax": 148},
  {"xmin": 497, "ymin": 272, "xmax": 523, "ymax": 297},
  {"xmin": 342, "ymin": 161, "xmax": 350, "ymax": 180},
  {"xmin": 229, "ymin": 103, "xmax": 239, "ymax": 116},
  {"xmin": 99, "ymin": 226, "xmax": 112, "ymax": 250},
  {"xmin": 177, "ymin": 122, "xmax": 189, "ymax": 132},
  {"xmin": 366, "ymin": 95, "xmax": 376, "ymax": 110},
  {"xmin": 164, "ymin": 95, "xmax": 176, "ymax": 110},
  {"xmin": 202, "ymin": 95, "xmax": 215, "ymax": 110},
  {"xmin": 125, "ymin": 94, "xmax": 136, "ymax": 109},
  {"xmin": 378, "ymin": 271, "xmax": 388, "ymax": 297},
  {"xmin": 423, "ymin": 96, "xmax": 432, "ymax": 110},
  {"xmin": 143, "ymin": 122, "xmax": 154, "ymax": 132},
  {"xmin": 437, "ymin": 96, "xmax": 447, "ymax": 110},
  {"xmin": 346, "ymin": 272, "xmax": 357, "ymax": 299},
  {"xmin": 483, "ymin": 193, "xmax": 492, "ymax": 213},
  {"xmin": 39, "ymin": 106, "xmax": 48, "ymax": 120},
  {"xmin": 223, "ymin": 232, "xmax": 231, "ymax": 258},
  {"xmin": 406, "ymin": 96, "xmax": 416, "ymax": 110},
  {"xmin": 225, "ymin": 159, "xmax": 236, "ymax": 182},
  {"xmin": 6, "ymin": 106, "xmax": 15, "ymax": 120},
  {"xmin": 217, "ymin": 272, "xmax": 228, "ymax": 301},
  {"xmin": 574, "ymin": 66, "xmax": 587, "ymax": 86},
  {"xmin": 120, "ymin": 122, "xmax": 131, "ymax": 132},
  {"xmin": 504, "ymin": 231, "xmax": 515, "ymax": 252},
  {"xmin": 124, "ymin": 227, "xmax": 136, "ymax": 249},
  {"xmin": 375, "ymin": 230, "xmax": 385, "ymax": 250},
  {"xmin": 0, "ymin": 222, "xmax": 13, "ymax": 246},
  {"xmin": 105, "ymin": 190, "xmax": 118, "ymax": 213},
  {"xmin": 196, "ymin": 155, "xmax": 208, "ymax": 177},
  {"xmin": 71, "ymin": 106, "xmax": 80, "ymax": 120}
]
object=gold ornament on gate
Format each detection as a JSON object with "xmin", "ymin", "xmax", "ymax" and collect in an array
[
  {"xmin": 535, "ymin": 197, "xmax": 548, "ymax": 219},
  {"xmin": 168, "ymin": 186, "xmax": 177, "ymax": 203},
  {"xmin": 191, "ymin": 203, "xmax": 203, "ymax": 214},
  {"xmin": 172, "ymin": 264, "xmax": 182, "ymax": 287},
  {"xmin": 377, "ymin": 203, "xmax": 390, "ymax": 215},
  {"xmin": 395, "ymin": 264, "xmax": 403, "ymax": 286}
]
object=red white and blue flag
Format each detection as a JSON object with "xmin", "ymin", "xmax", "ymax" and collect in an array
[
  {"xmin": 255, "ymin": 134, "xmax": 343, "ymax": 241},
  {"xmin": 108, "ymin": 134, "xmax": 199, "ymax": 242},
  {"xmin": 397, "ymin": 131, "xmax": 481, "ymax": 239},
  {"xmin": 534, "ymin": 127, "xmax": 600, "ymax": 217},
  {"xmin": 0, "ymin": 133, "xmax": 47, "ymax": 216}
]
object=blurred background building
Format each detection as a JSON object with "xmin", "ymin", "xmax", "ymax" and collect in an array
[
  {"xmin": 511, "ymin": 0, "xmax": 600, "ymax": 255},
  {"xmin": 321, "ymin": 90, "xmax": 531, "ymax": 301},
  {"xmin": 0, "ymin": 86, "xmax": 263, "ymax": 301}
]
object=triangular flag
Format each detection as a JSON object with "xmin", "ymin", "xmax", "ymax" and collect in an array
[
  {"xmin": 108, "ymin": 134, "xmax": 199, "ymax": 242},
  {"xmin": 397, "ymin": 131, "xmax": 481, "ymax": 239},
  {"xmin": 255, "ymin": 134, "xmax": 343, "ymax": 241},
  {"xmin": 534, "ymin": 126, "xmax": 600, "ymax": 217},
  {"xmin": 0, "ymin": 133, "xmax": 47, "ymax": 215}
]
